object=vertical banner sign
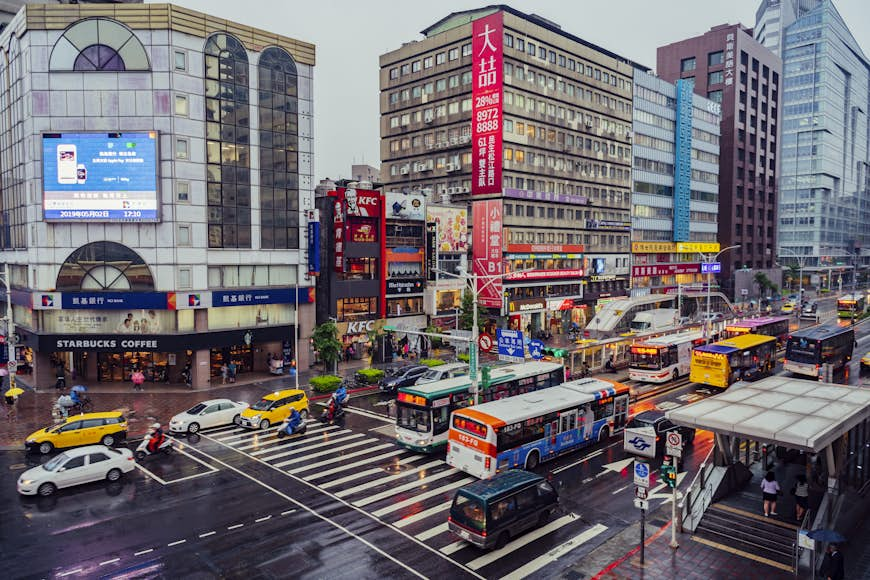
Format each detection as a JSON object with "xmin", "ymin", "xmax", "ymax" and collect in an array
[
  {"xmin": 473, "ymin": 199, "xmax": 503, "ymax": 308},
  {"xmin": 332, "ymin": 190, "xmax": 345, "ymax": 273},
  {"xmin": 426, "ymin": 222, "xmax": 438, "ymax": 281},
  {"xmin": 306, "ymin": 208, "xmax": 321, "ymax": 276},
  {"xmin": 471, "ymin": 12, "xmax": 503, "ymax": 195},
  {"xmin": 673, "ymin": 78, "xmax": 693, "ymax": 242}
]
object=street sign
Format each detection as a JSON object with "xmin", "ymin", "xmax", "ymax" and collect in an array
[
  {"xmin": 634, "ymin": 459, "xmax": 650, "ymax": 488},
  {"xmin": 478, "ymin": 333, "xmax": 493, "ymax": 352},
  {"xmin": 469, "ymin": 343, "xmax": 478, "ymax": 379},
  {"xmin": 528, "ymin": 339, "xmax": 545, "ymax": 360},
  {"xmin": 666, "ymin": 431, "xmax": 683, "ymax": 458},
  {"xmin": 635, "ymin": 486, "xmax": 648, "ymax": 500},
  {"xmin": 6, "ymin": 359, "xmax": 16, "ymax": 371},
  {"xmin": 701, "ymin": 262, "xmax": 721, "ymax": 274},
  {"xmin": 633, "ymin": 498, "xmax": 649, "ymax": 511},
  {"xmin": 496, "ymin": 329, "xmax": 525, "ymax": 363},
  {"xmin": 624, "ymin": 426, "xmax": 656, "ymax": 458}
]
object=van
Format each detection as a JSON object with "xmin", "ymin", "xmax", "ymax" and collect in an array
[
  {"xmin": 629, "ymin": 308, "xmax": 680, "ymax": 333},
  {"xmin": 448, "ymin": 470, "xmax": 558, "ymax": 549},
  {"xmin": 414, "ymin": 362, "xmax": 469, "ymax": 385}
]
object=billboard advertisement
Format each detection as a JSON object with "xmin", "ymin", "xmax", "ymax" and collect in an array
[
  {"xmin": 349, "ymin": 220, "xmax": 377, "ymax": 243},
  {"xmin": 427, "ymin": 206, "xmax": 468, "ymax": 253},
  {"xmin": 42, "ymin": 132, "xmax": 159, "ymax": 222},
  {"xmin": 473, "ymin": 199, "xmax": 503, "ymax": 308},
  {"xmin": 332, "ymin": 191, "xmax": 345, "ymax": 272},
  {"xmin": 673, "ymin": 78, "xmax": 693, "ymax": 242},
  {"xmin": 386, "ymin": 191, "xmax": 425, "ymax": 221},
  {"xmin": 338, "ymin": 187, "xmax": 381, "ymax": 217},
  {"xmin": 471, "ymin": 12, "xmax": 504, "ymax": 195},
  {"xmin": 306, "ymin": 209, "xmax": 321, "ymax": 276}
]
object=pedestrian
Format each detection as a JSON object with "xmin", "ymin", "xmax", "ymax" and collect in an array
[
  {"xmin": 581, "ymin": 360, "xmax": 591, "ymax": 378},
  {"xmin": 220, "ymin": 363, "xmax": 228, "ymax": 385},
  {"xmin": 605, "ymin": 356, "xmax": 616, "ymax": 373},
  {"xmin": 228, "ymin": 360, "xmax": 237, "ymax": 383},
  {"xmin": 825, "ymin": 544, "xmax": 845, "ymax": 580},
  {"xmin": 760, "ymin": 470, "xmax": 780, "ymax": 517},
  {"xmin": 5, "ymin": 392, "xmax": 18, "ymax": 422},
  {"xmin": 0, "ymin": 364, "xmax": 8, "ymax": 390},
  {"xmin": 792, "ymin": 473, "xmax": 809, "ymax": 521},
  {"xmin": 55, "ymin": 362, "xmax": 66, "ymax": 391},
  {"xmin": 387, "ymin": 398, "xmax": 396, "ymax": 418},
  {"xmin": 131, "ymin": 369, "xmax": 146, "ymax": 392}
]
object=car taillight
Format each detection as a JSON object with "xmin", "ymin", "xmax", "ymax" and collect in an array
[
  {"xmin": 485, "ymin": 457, "xmax": 491, "ymax": 470},
  {"xmin": 446, "ymin": 442, "xmax": 450, "ymax": 453}
]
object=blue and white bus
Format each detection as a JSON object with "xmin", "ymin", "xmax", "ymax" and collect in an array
[{"xmin": 446, "ymin": 378, "xmax": 630, "ymax": 479}]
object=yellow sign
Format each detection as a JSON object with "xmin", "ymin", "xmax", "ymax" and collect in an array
[
  {"xmin": 631, "ymin": 242, "xmax": 676, "ymax": 253},
  {"xmin": 676, "ymin": 242, "xmax": 721, "ymax": 254}
]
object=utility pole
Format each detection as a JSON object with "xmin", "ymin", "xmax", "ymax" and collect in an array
[
  {"xmin": 2, "ymin": 263, "xmax": 16, "ymax": 392},
  {"xmin": 294, "ymin": 281, "xmax": 299, "ymax": 391}
]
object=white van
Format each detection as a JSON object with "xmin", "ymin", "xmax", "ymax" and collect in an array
[
  {"xmin": 414, "ymin": 362, "xmax": 469, "ymax": 385},
  {"xmin": 629, "ymin": 308, "xmax": 680, "ymax": 333}
]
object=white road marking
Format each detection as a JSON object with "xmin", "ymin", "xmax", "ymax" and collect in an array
[
  {"xmin": 466, "ymin": 513, "xmax": 581, "ymax": 570},
  {"xmin": 198, "ymin": 531, "xmax": 216, "ymax": 538},
  {"xmin": 501, "ymin": 524, "xmax": 609, "ymax": 580},
  {"xmin": 58, "ymin": 569, "xmax": 82, "ymax": 577},
  {"xmin": 342, "ymin": 405, "xmax": 393, "ymax": 423},
  {"xmin": 440, "ymin": 540, "xmax": 467, "ymax": 555},
  {"xmin": 167, "ymin": 540, "xmax": 186, "ymax": 547},
  {"xmin": 134, "ymin": 463, "xmax": 168, "ymax": 485},
  {"xmin": 552, "ymin": 449, "xmax": 604, "ymax": 474},
  {"xmin": 334, "ymin": 460, "xmax": 444, "ymax": 498},
  {"xmin": 582, "ymin": 477, "xmax": 594, "ymax": 484},
  {"xmin": 133, "ymin": 548, "xmax": 154, "ymax": 556},
  {"xmin": 258, "ymin": 432, "xmax": 364, "ymax": 462},
  {"xmin": 352, "ymin": 467, "xmax": 459, "ymax": 507},
  {"xmin": 255, "ymin": 515, "xmax": 272, "ymax": 523},
  {"xmin": 272, "ymin": 438, "xmax": 376, "ymax": 468},
  {"xmin": 320, "ymin": 455, "xmax": 425, "ymax": 489},
  {"xmin": 99, "ymin": 558, "xmax": 120, "ymax": 566},
  {"xmin": 280, "ymin": 509, "xmax": 296, "ymax": 516},
  {"xmin": 293, "ymin": 444, "xmax": 399, "ymax": 476},
  {"xmin": 373, "ymin": 478, "xmax": 474, "ymax": 518},
  {"xmin": 415, "ymin": 522, "xmax": 449, "ymax": 541},
  {"xmin": 393, "ymin": 501, "xmax": 451, "ymax": 529},
  {"xmin": 610, "ymin": 483, "xmax": 631, "ymax": 495},
  {"xmin": 239, "ymin": 424, "xmax": 338, "ymax": 451},
  {"xmin": 248, "ymin": 425, "xmax": 344, "ymax": 456},
  {"xmin": 227, "ymin": 524, "xmax": 244, "ymax": 530},
  {"xmin": 211, "ymin": 426, "xmax": 280, "ymax": 442}
]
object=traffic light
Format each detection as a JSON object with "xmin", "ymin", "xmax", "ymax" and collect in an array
[
  {"xmin": 661, "ymin": 456, "xmax": 677, "ymax": 488},
  {"xmin": 481, "ymin": 366, "xmax": 491, "ymax": 389}
]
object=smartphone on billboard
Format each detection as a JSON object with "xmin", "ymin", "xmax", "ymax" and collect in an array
[
  {"xmin": 76, "ymin": 164, "xmax": 87, "ymax": 184},
  {"xmin": 56, "ymin": 144, "xmax": 77, "ymax": 184}
]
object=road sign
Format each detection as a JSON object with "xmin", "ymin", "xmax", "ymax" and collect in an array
[
  {"xmin": 634, "ymin": 460, "xmax": 650, "ymax": 488},
  {"xmin": 666, "ymin": 431, "xmax": 683, "ymax": 458},
  {"xmin": 6, "ymin": 359, "xmax": 16, "ymax": 371},
  {"xmin": 624, "ymin": 426, "xmax": 656, "ymax": 458},
  {"xmin": 478, "ymin": 334, "xmax": 493, "ymax": 352},
  {"xmin": 635, "ymin": 486, "xmax": 648, "ymax": 500},
  {"xmin": 701, "ymin": 262, "xmax": 721, "ymax": 274},
  {"xmin": 496, "ymin": 329, "xmax": 524, "ymax": 363},
  {"xmin": 633, "ymin": 498, "xmax": 649, "ymax": 511},
  {"xmin": 528, "ymin": 339, "xmax": 544, "ymax": 360}
]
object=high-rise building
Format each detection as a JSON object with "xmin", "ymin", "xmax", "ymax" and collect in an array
[
  {"xmin": 756, "ymin": 0, "xmax": 869, "ymax": 288},
  {"xmin": 658, "ymin": 24, "xmax": 783, "ymax": 300},
  {"xmin": 754, "ymin": 0, "xmax": 823, "ymax": 57},
  {"xmin": 380, "ymin": 5, "xmax": 643, "ymax": 333},
  {"xmin": 0, "ymin": 3, "xmax": 316, "ymax": 388},
  {"xmin": 630, "ymin": 70, "xmax": 722, "ymax": 295}
]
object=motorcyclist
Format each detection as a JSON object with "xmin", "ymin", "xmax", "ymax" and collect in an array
[
  {"xmin": 147, "ymin": 422, "xmax": 165, "ymax": 453},
  {"xmin": 283, "ymin": 408, "xmax": 303, "ymax": 435},
  {"xmin": 70, "ymin": 389, "xmax": 82, "ymax": 407},
  {"xmin": 333, "ymin": 384, "xmax": 349, "ymax": 407},
  {"xmin": 324, "ymin": 397, "xmax": 342, "ymax": 423}
]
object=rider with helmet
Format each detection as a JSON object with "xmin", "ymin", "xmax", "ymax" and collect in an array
[
  {"xmin": 333, "ymin": 384, "xmax": 349, "ymax": 407},
  {"xmin": 283, "ymin": 408, "xmax": 303, "ymax": 436},
  {"xmin": 147, "ymin": 423, "xmax": 165, "ymax": 453}
]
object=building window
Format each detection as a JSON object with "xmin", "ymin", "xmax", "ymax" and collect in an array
[
  {"xmin": 175, "ymin": 94, "xmax": 189, "ymax": 116},
  {"xmin": 389, "ymin": 67, "xmax": 398, "ymax": 79},
  {"xmin": 178, "ymin": 224, "xmax": 191, "ymax": 246},
  {"xmin": 708, "ymin": 71, "xmax": 723, "ymax": 85},
  {"xmin": 176, "ymin": 181, "xmax": 190, "ymax": 202},
  {"xmin": 436, "ymin": 52, "xmax": 445, "ymax": 65},
  {"xmin": 448, "ymin": 48, "xmax": 459, "ymax": 61},
  {"xmin": 175, "ymin": 138, "xmax": 189, "ymax": 159},
  {"xmin": 173, "ymin": 50, "xmax": 187, "ymax": 71},
  {"xmin": 204, "ymin": 33, "xmax": 252, "ymax": 249},
  {"xmin": 337, "ymin": 297, "xmax": 377, "ymax": 321},
  {"xmin": 680, "ymin": 57, "xmax": 696, "ymax": 72},
  {"xmin": 178, "ymin": 268, "xmax": 192, "ymax": 290},
  {"xmin": 423, "ymin": 56, "xmax": 433, "ymax": 69},
  {"xmin": 708, "ymin": 51, "xmax": 724, "ymax": 66},
  {"xmin": 49, "ymin": 17, "xmax": 150, "ymax": 71}
]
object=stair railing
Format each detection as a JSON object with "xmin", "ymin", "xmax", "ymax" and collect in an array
[{"xmin": 680, "ymin": 445, "xmax": 716, "ymax": 532}]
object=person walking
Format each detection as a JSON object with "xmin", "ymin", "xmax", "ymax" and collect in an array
[
  {"xmin": 792, "ymin": 474, "xmax": 809, "ymax": 521},
  {"xmin": 131, "ymin": 368, "xmax": 146, "ymax": 392},
  {"xmin": 228, "ymin": 360, "xmax": 237, "ymax": 383},
  {"xmin": 5, "ymin": 391, "xmax": 18, "ymax": 422},
  {"xmin": 220, "ymin": 363, "xmax": 228, "ymax": 385},
  {"xmin": 761, "ymin": 470, "xmax": 780, "ymax": 517},
  {"xmin": 0, "ymin": 364, "xmax": 8, "ymax": 391},
  {"xmin": 827, "ymin": 544, "xmax": 845, "ymax": 580},
  {"xmin": 54, "ymin": 361, "xmax": 66, "ymax": 391}
]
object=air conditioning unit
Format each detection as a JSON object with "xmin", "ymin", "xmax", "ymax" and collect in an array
[
  {"xmin": 445, "ymin": 163, "xmax": 456, "ymax": 172},
  {"xmin": 413, "ymin": 162, "xmax": 423, "ymax": 173},
  {"xmin": 460, "ymin": 186, "xmax": 470, "ymax": 193},
  {"xmin": 422, "ymin": 160, "xmax": 433, "ymax": 171},
  {"xmin": 625, "ymin": 131, "xmax": 633, "ymax": 141},
  {"xmin": 460, "ymin": 134, "xmax": 471, "ymax": 143},
  {"xmin": 585, "ymin": 121, "xmax": 594, "ymax": 129},
  {"xmin": 449, "ymin": 136, "xmax": 458, "ymax": 145},
  {"xmin": 439, "ymin": 192, "xmax": 452, "ymax": 203},
  {"xmin": 424, "ymin": 113, "xmax": 434, "ymax": 123},
  {"xmin": 400, "ymin": 166, "xmax": 410, "ymax": 175}
]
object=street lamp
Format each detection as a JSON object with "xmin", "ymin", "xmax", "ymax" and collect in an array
[
  {"xmin": 699, "ymin": 245, "xmax": 740, "ymax": 339},
  {"xmin": 1, "ymin": 263, "xmax": 17, "ymax": 392},
  {"xmin": 778, "ymin": 247, "xmax": 804, "ymax": 307}
]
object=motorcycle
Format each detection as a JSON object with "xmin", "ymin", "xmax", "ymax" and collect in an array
[
  {"xmin": 319, "ymin": 402, "xmax": 345, "ymax": 425},
  {"xmin": 135, "ymin": 435, "xmax": 173, "ymax": 460},
  {"xmin": 276, "ymin": 418, "xmax": 308, "ymax": 439}
]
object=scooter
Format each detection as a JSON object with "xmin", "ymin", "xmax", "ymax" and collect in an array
[
  {"xmin": 135, "ymin": 435, "xmax": 173, "ymax": 460},
  {"xmin": 276, "ymin": 419, "xmax": 307, "ymax": 439},
  {"xmin": 319, "ymin": 403, "xmax": 346, "ymax": 425}
]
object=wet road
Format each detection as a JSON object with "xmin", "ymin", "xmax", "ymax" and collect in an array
[{"xmin": 1, "ymin": 317, "xmax": 866, "ymax": 579}]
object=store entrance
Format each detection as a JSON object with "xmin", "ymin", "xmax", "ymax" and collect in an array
[
  {"xmin": 97, "ymin": 352, "xmax": 173, "ymax": 383},
  {"xmin": 210, "ymin": 345, "xmax": 253, "ymax": 378}
]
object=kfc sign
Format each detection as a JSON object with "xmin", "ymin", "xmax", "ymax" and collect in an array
[
  {"xmin": 472, "ymin": 199, "xmax": 503, "ymax": 308},
  {"xmin": 340, "ymin": 187, "xmax": 381, "ymax": 217},
  {"xmin": 471, "ymin": 12, "xmax": 504, "ymax": 195}
]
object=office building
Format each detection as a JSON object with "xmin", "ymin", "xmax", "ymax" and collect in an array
[
  {"xmin": 658, "ymin": 24, "xmax": 783, "ymax": 300},
  {"xmin": 0, "ymin": 3, "xmax": 316, "ymax": 388},
  {"xmin": 630, "ymin": 70, "xmax": 722, "ymax": 295},
  {"xmin": 754, "ymin": 0, "xmax": 822, "ymax": 57},
  {"xmin": 380, "ymin": 5, "xmax": 642, "ymax": 334}
]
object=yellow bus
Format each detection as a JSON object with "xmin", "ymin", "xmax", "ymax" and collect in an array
[{"xmin": 689, "ymin": 334, "xmax": 777, "ymax": 389}]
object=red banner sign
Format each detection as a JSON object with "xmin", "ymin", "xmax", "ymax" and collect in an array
[
  {"xmin": 473, "ymin": 199, "xmax": 503, "ymax": 308},
  {"xmin": 631, "ymin": 263, "xmax": 701, "ymax": 278},
  {"xmin": 506, "ymin": 243, "xmax": 585, "ymax": 254},
  {"xmin": 505, "ymin": 269, "xmax": 584, "ymax": 281},
  {"xmin": 471, "ymin": 12, "xmax": 503, "ymax": 195},
  {"xmin": 338, "ymin": 187, "xmax": 381, "ymax": 218},
  {"xmin": 332, "ymin": 191, "xmax": 345, "ymax": 273}
]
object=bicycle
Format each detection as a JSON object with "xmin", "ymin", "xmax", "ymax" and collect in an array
[{"xmin": 70, "ymin": 395, "xmax": 94, "ymax": 414}]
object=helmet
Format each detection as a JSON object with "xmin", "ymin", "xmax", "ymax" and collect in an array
[{"xmin": 151, "ymin": 423, "xmax": 161, "ymax": 430}]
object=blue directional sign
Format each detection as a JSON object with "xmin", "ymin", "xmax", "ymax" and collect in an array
[
  {"xmin": 634, "ymin": 460, "xmax": 650, "ymax": 488},
  {"xmin": 497, "ymin": 329, "xmax": 525, "ymax": 363},
  {"xmin": 528, "ymin": 339, "xmax": 545, "ymax": 360},
  {"xmin": 701, "ymin": 262, "xmax": 721, "ymax": 274}
]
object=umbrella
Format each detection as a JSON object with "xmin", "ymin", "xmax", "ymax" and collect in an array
[
  {"xmin": 71, "ymin": 385, "xmax": 87, "ymax": 393},
  {"xmin": 4, "ymin": 387, "xmax": 24, "ymax": 397},
  {"xmin": 807, "ymin": 529, "xmax": 846, "ymax": 543}
]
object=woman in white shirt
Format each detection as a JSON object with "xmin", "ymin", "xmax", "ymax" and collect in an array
[{"xmin": 760, "ymin": 470, "xmax": 780, "ymax": 517}]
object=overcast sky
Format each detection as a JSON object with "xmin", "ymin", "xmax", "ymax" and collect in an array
[{"xmin": 165, "ymin": 0, "xmax": 870, "ymax": 181}]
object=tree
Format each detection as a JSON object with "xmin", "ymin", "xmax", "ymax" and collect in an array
[
  {"xmin": 312, "ymin": 321, "xmax": 342, "ymax": 374},
  {"xmin": 753, "ymin": 271, "xmax": 772, "ymax": 296},
  {"xmin": 458, "ymin": 288, "xmax": 488, "ymax": 332}
]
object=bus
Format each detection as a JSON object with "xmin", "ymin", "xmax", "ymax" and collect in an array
[
  {"xmin": 395, "ymin": 361, "xmax": 565, "ymax": 453},
  {"xmin": 783, "ymin": 323, "xmax": 855, "ymax": 378},
  {"xmin": 837, "ymin": 294, "xmax": 867, "ymax": 319},
  {"xmin": 446, "ymin": 378, "xmax": 630, "ymax": 479},
  {"xmin": 723, "ymin": 316, "xmax": 791, "ymax": 345},
  {"xmin": 628, "ymin": 331, "xmax": 707, "ymax": 383},
  {"xmin": 689, "ymin": 334, "xmax": 777, "ymax": 389}
]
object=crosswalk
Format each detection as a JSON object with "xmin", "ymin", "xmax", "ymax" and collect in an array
[{"xmin": 201, "ymin": 420, "xmax": 608, "ymax": 578}]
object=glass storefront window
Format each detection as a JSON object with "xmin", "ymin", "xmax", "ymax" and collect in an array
[
  {"xmin": 207, "ymin": 304, "xmax": 293, "ymax": 330},
  {"xmin": 387, "ymin": 297, "xmax": 423, "ymax": 317},
  {"xmin": 337, "ymin": 297, "xmax": 377, "ymax": 321}
]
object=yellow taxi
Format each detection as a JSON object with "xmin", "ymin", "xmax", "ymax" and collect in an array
[
  {"xmin": 239, "ymin": 389, "xmax": 309, "ymax": 430},
  {"xmin": 781, "ymin": 302, "xmax": 796, "ymax": 314},
  {"xmin": 25, "ymin": 411, "xmax": 127, "ymax": 455},
  {"xmin": 861, "ymin": 351, "xmax": 870, "ymax": 372}
]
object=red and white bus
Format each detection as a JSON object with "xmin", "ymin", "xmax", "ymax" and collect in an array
[
  {"xmin": 446, "ymin": 378, "xmax": 630, "ymax": 479},
  {"xmin": 628, "ymin": 331, "xmax": 707, "ymax": 383}
]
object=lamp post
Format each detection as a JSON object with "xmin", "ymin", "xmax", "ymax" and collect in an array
[
  {"xmin": 1, "ymin": 263, "xmax": 16, "ymax": 393},
  {"xmin": 779, "ymin": 247, "xmax": 804, "ymax": 307},
  {"xmin": 700, "ymin": 245, "xmax": 740, "ymax": 339}
]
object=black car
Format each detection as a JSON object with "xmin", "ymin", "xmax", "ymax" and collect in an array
[
  {"xmin": 627, "ymin": 410, "xmax": 695, "ymax": 453},
  {"xmin": 379, "ymin": 365, "xmax": 428, "ymax": 392}
]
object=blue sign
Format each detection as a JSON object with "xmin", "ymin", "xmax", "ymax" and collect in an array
[
  {"xmin": 42, "ymin": 132, "xmax": 160, "ymax": 222},
  {"xmin": 213, "ymin": 287, "xmax": 313, "ymax": 307},
  {"xmin": 701, "ymin": 262, "xmax": 722, "ymax": 274},
  {"xmin": 307, "ymin": 220, "xmax": 321, "ymax": 275},
  {"xmin": 497, "ymin": 329, "xmax": 525, "ymax": 362},
  {"xmin": 635, "ymin": 462, "xmax": 649, "ymax": 478},
  {"xmin": 673, "ymin": 79, "xmax": 693, "ymax": 242},
  {"xmin": 528, "ymin": 339, "xmax": 545, "ymax": 360},
  {"xmin": 61, "ymin": 292, "xmax": 168, "ymax": 310}
]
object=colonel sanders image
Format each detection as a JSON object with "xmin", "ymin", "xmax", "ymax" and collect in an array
[{"xmin": 344, "ymin": 188, "xmax": 369, "ymax": 217}]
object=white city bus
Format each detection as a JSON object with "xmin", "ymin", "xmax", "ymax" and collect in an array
[
  {"xmin": 395, "ymin": 361, "xmax": 564, "ymax": 453},
  {"xmin": 628, "ymin": 331, "xmax": 707, "ymax": 383}
]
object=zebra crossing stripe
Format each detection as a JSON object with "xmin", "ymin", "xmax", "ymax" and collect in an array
[
  {"xmin": 248, "ymin": 426, "xmax": 344, "ymax": 456},
  {"xmin": 334, "ymin": 460, "xmax": 444, "ymax": 498},
  {"xmin": 258, "ymin": 433, "xmax": 365, "ymax": 462},
  {"xmin": 415, "ymin": 522, "xmax": 449, "ymax": 541},
  {"xmin": 374, "ymin": 478, "xmax": 474, "ymax": 518},
  {"xmin": 352, "ymin": 467, "xmax": 459, "ymax": 507},
  {"xmin": 320, "ymin": 454, "xmax": 426, "ymax": 489},
  {"xmin": 440, "ymin": 540, "xmax": 466, "ymax": 555},
  {"xmin": 212, "ymin": 427, "xmax": 279, "ymax": 442},
  {"xmin": 291, "ymin": 444, "xmax": 398, "ymax": 476},
  {"xmin": 394, "ymin": 500, "xmax": 452, "ymax": 529},
  {"xmin": 465, "ymin": 513, "xmax": 580, "ymax": 570},
  {"xmin": 272, "ymin": 438, "xmax": 376, "ymax": 468},
  {"xmin": 238, "ymin": 424, "xmax": 338, "ymax": 451},
  {"xmin": 500, "ymin": 524, "xmax": 608, "ymax": 580}
]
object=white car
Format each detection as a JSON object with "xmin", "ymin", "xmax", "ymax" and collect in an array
[
  {"xmin": 169, "ymin": 399, "xmax": 249, "ymax": 434},
  {"xmin": 17, "ymin": 445, "xmax": 136, "ymax": 497}
]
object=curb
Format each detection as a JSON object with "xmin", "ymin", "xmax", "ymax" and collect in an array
[{"xmin": 309, "ymin": 384, "xmax": 380, "ymax": 402}]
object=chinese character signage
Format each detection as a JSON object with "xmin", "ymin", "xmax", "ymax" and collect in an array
[
  {"xmin": 676, "ymin": 242, "xmax": 720, "ymax": 254},
  {"xmin": 61, "ymin": 292, "xmax": 168, "ymax": 310},
  {"xmin": 349, "ymin": 220, "xmax": 377, "ymax": 243},
  {"xmin": 673, "ymin": 78, "xmax": 693, "ymax": 242},
  {"xmin": 631, "ymin": 263, "xmax": 701, "ymax": 278},
  {"xmin": 306, "ymin": 209, "xmax": 321, "ymax": 276},
  {"xmin": 213, "ymin": 287, "xmax": 314, "ymax": 307},
  {"xmin": 473, "ymin": 199, "xmax": 503, "ymax": 308},
  {"xmin": 471, "ymin": 12, "xmax": 503, "ymax": 195},
  {"xmin": 332, "ymin": 190, "xmax": 345, "ymax": 273},
  {"xmin": 724, "ymin": 31, "xmax": 735, "ymax": 87}
]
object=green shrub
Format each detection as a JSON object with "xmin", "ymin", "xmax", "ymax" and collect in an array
[
  {"xmin": 355, "ymin": 368, "xmax": 385, "ymax": 384},
  {"xmin": 458, "ymin": 353, "xmax": 470, "ymax": 363},
  {"xmin": 310, "ymin": 375, "xmax": 343, "ymax": 393},
  {"xmin": 420, "ymin": 358, "xmax": 446, "ymax": 368}
]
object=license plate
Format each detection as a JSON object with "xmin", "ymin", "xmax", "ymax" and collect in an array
[{"xmin": 458, "ymin": 530, "xmax": 470, "ymax": 540}]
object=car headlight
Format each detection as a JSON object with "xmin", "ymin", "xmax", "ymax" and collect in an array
[
  {"xmin": 25, "ymin": 439, "xmax": 35, "ymax": 444},
  {"xmin": 19, "ymin": 479, "xmax": 34, "ymax": 486},
  {"xmin": 251, "ymin": 414, "xmax": 261, "ymax": 422}
]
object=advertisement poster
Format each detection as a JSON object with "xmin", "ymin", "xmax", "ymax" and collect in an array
[
  {"xmin": 472, "ymin": 199, "xmax": 503, "ymax": 308},
  {"xmin": 43, "ymin": 132, "xmax": 159, "ymax": 222},
  {"xmin": 386, "ymin": 191, "xmax": 425, "ymax": 221},
  {"xmin": 42, "ymin": 309, "xmax": 173, "ymax": 334},
  {"xmin": 306, "ymin": 209, "xmax": 321, "ymax": 275},
  {"xmin": 471, "ymin": 12, "xmax": 504, "ymax": 195},
  {"xmin": 427, "ymin": 206, "xmax": 468, "ymax": 253},
  {"xmin": 338, "ymin": 187, "xmax": 381, "ymax": 217},
  {"xmin": 349, "ymin": 220, "xmax": 377, "ymax": 243}
]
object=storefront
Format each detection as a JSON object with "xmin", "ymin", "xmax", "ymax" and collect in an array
[
  {"xmin": 507, "ymin": 298, "xmax": 547, "ymax": 335},
  {"xmin": 335, "ymin": 318, "xmax": 388, "ymax": 360}
]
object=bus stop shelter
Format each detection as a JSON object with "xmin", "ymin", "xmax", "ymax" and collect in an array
[{"xmin": 666, "ymin": 376, "xmax": 870, "ymax": 510}]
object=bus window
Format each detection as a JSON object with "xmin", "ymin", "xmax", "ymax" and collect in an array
[
  {"xmin": 397, "ymin": 406, "xmax": 430, "ymax": 433},
  {"xmin": 497, "ymin": 423, "xmax": 524, "ymax": 451},
  {"xmin": 594, "ymin": 400, "xmax": 614, "ymax": 421},
  {"xmin": 433, "ymin": 406, "xmax": 450, "ymax": 435}
]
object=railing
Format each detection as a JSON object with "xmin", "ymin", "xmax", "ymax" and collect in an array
[
  {"xmin": 679, "ymin": 445, "xmax": 716, "ymax": 532},
  {"xmin": 793, "ymin": 508, "xmax": 813, "ymax": 576}
]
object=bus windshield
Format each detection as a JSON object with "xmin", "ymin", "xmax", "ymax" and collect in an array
[
  {"xmin": 785, "ymin": 337, "xmax": 819, "ymax": 364},
  {"xmin": 630, "ymin": 348, "xmax": 661, "ymax": 369},
  {"xmin": 396, "ymin": 405, "xmax": 431, "ymax": 433}
]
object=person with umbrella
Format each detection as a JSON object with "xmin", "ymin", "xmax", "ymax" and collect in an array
[
  {"xmin": 4, "ymin": 386, "xmax": 22, "ymax": 421},
  {"xmin": 131, "ymin": 368, "xmax": 146, "ymax": 392}
]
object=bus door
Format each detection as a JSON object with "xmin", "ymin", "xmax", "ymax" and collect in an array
[
  {"xmin": 559, "ymin": 410, "xmax": 578, "ymax": 449},
  {"xmin": 544, "ymin": 419, "xmax": 559, "ymax": 454},
  {"xmin": 613, "ymin": 394, "xmax": 629, "ymax": 431}
]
